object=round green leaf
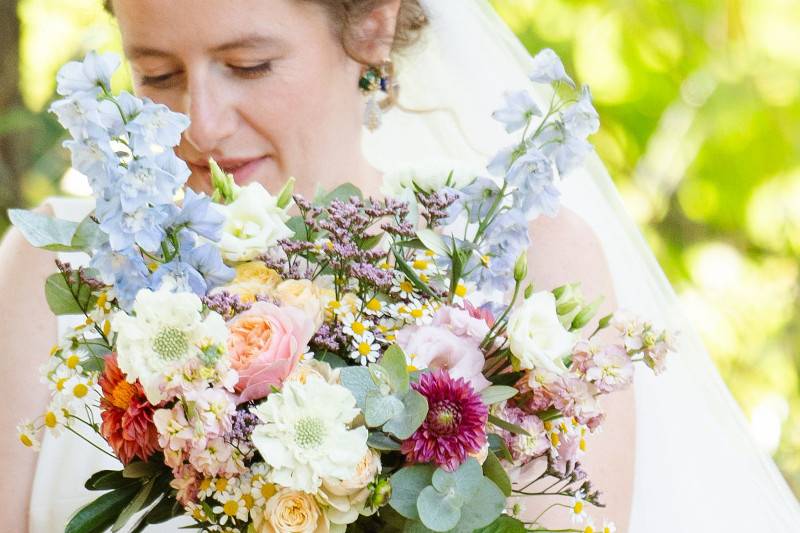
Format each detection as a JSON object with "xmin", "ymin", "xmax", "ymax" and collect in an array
[
  {"xmin": 388, "ymin": 464, "xmax": 435, "ymax": 520},
  {"xmin": 417, "ymin": 486, "xmax": 461, "ymax": 532}
]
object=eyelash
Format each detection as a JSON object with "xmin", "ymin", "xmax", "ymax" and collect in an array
[{"xmin": 138, "ymin": 61, "xmax": 273, "ymax": 88}]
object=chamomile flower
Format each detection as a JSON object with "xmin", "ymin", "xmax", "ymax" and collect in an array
[
  {"xmin": 404, "ymin": 299, "xmax": 435, "ymax": 326},
  {"xmin": 410, "ymin": 253, "xmax": 442, "ymax": 283},
  {"xmin": 350, "ymin": 331, "xmax": 381, "ymax": 365},
  {"xmin": 42, "ymin": 397, "xmax": 70, "ymax": 436},
  {"xmin": 17, "ymin": 420, "xmax": 40, "ymax": 450},
  {"xmin": 451, "ymin": 280, "xmax": 473, "ymax": 304},
  {"xmin": 571, "ymin": 490, "xmax": 588, "ymax": 524},
  {"xmin": 391, "ymin": 275, "xmax": 418, "ymax": 300},
  {"xmin": 582, "ymin": 517, "xmax": 597, "ymax": 533},
  {"xmin": 601, "ymin": 519, "xmax": 617, "ymax": 533},
  {"xmin": 212, "ymin": 486, "xmax": 249, "ymax": 525},
  {"xmin": 340, "ymin": 312, "xmax": 374, "ymax": 339},
  {"xmin": 362, "ymin": 296, "xmax": 386, "ymax": 316}
]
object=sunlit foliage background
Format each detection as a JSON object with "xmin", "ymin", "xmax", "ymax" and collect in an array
[{"xmin": 3, "ymin": 0, "xmax": 799, "ymax": 497}]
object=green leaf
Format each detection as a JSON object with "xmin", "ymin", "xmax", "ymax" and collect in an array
[
  {"xmin": 383, "ymin": 388, "xmax": 428, "ymax": 440},
  {"xmin": 360, "ymin": 233, "xmax": 384, "ymax": 250},
  {"xmin": 286, "ymin": 215, "xmax": 309, "ymax": 241},
  {"xmin": 473, "ymin": 515, "xmax": 527, "ymax": 533},
  {"xmin": 389, "ymin": 464, "xmax": 435, "ymax": 520},
  {"xmin": 380, "ymin": 344, "xmax": 410, "ymax": 394},
  {"xmin": 85, "ymin": 469, "xmax": 135, "ymax": 491},
  {"xmin": 417, "ymin": 485, "xmax": 461, "ymax": 532},
  {"xmin": 340, "ymin": 366, "xmax": 378, "ymax": 411},
  {"xmin": 112, "ymin": 478, "xmax": 154, "ymax": 531},
  {"xmin": 315, "ymin": 182, "xmax": 363, "ymax": 206},
  {"xmin": 8, "ymin": 208, "xmax": 79, "ymax": 251},
  {"xmin": 65, "ymin": 484, "xmax": 141, "ymax": 533},
  {"xmin": 45, "ymin": 272, "xmax": 97, "ymax": 315},
  {"xmin": 367, "ymin": 431, "xmax": 402, "ymax": 451},
  {"xmin": 487, "ymin": 433, "xmax": 513, "ymax": 463},
  {"xmin": 416, "ymin": 228, "xmax": 449, "ymax": 257},
  {"xmin": 487, "ymin": 414, "xmax": 531, "ymax": 436},
  {"xmin": 452, "ymin": 478, "xmax": 505, "ymax": 531},
  {"xmin": 123, "ymin": 460, "xmax": 163, "ymax": 479},
  {"xmin": 479, "ymin": 385, "xmax": 518, "ymax": 405},
  {"xmin": 394, "ymin": 238, "xmax": 428, "ymax": 250},
  {"xmin": 537, "ymin": 407, "xmax": 563, "ymax": 422},
  {"xmin": 447, "ymin": 458, "xmax": 483, "ymax": 499},
  {"xmin": 365, "ymin": 391, "xmax": 404, "ymax": 427},
  {"xmin": 482, "ymin": 452, "xmax": 512, "ymax": 497},
  {"xmin": 71, "ymin": 215, "xmax": 105, "ymax": 251},
  {"xmin": 487, "ymin": 371, "xmax": 524, "ymax": 387},
  {"xmin": 315, "ymin": 351, "xmax": 348, "ymax": 369},
  {"xmin": 571, "ymin": 297, "xmax": 603, "ymax": 330},
  {"xmin": 393, "ymin": 249, "xmax": 437, "ymax": 299}
]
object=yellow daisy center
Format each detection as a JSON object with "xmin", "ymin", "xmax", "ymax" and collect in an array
[
  {"xmin": 215, "ymin": 478, "xmax": 228, "ymax": 492},
  {"xmin": 73, "ymin": 383, "xmax": 89, "ymax": 398},
  {"xmin": 66, "ymin": 355, "xmax": 80, "ymax": 369},
  {"xmin": 411, "ymin": 308, "xmax": 424, "ymax": 319},
  {"xmin": 20, "ymin": 434, "xmax": 33, "ymax": 447},
  {"xmin": 366, "ymin": 298, "xmax": 382, "ymax": 311},
  {"xmin": 573, "ymin": 501, "xmax": 583, "ymax": 514},
  {"xmin": 243, "ymin": 493, "xmax": 254, "ymax": 509},
  {"xmin": 412, "ymin": 259, "xmax": 429, "ymax": 270},
  {"xmin": 199, "ymin": 478, "xmax": 212, "ymax": 492},
  {"xmin": 56, "ymin": 378, "xmax": 67, "ymax": 391},
  {"xmin": 223, "ymin": 500, "xmax": 239, "ymax": 516},
  {"xmin": 44, "ymin": 411, "xmax": 57, "ymax": 428},
  {"xmin": 358, "ymin": 342, "xmax": 372, "ymax": 356},
  {"xmin": 550, "ymin": 433, "xmax": 560, "ymax": 447},
  {"xmin": 400, "ymin": 281, "xmax": 414, "ymax": 293},
  {"xmin": 352, "ymin": 322, "xmax": 366, "ymax": 336},
  {"xmin": 455, "ymin": 283, "xmax": 467, "ymax": 297},
  {"xmin": 261, "ymin": 483, "xmax": 276, "ymax": 500}
]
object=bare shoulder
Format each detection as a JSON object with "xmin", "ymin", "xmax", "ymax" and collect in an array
[{"xmin": 526, "ymin": 206, "xmax": 613, "ymax": 303}]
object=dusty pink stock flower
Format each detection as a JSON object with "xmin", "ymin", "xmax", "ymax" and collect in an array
[
  {"xmin": 396, "ymin": 306, "xmax": 491, "ymax": 392},
  {"xmin": 585, "ymin": 345, "xmax": 634, "ymax": 393},
  {"xmin": 226, "ymin": 301, "xmax": 315, "ymax": 403},
  {"xmin": 401, "ymin": 370, "xmax": 489, "ymax": 471}
]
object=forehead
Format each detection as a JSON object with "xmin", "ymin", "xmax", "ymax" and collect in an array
[{"xmin": 112, "ymin": 0, "xmax": 330, "ymax": 57}]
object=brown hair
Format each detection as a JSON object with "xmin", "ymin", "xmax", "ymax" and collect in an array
[{"xmin": 103, "ymin": 0, "xmax": 428, "ymax": 62}]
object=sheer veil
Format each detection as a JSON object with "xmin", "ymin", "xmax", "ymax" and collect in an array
[{"xmin": 363, "ymin": 0, "xmax": 800, "ymax": 530}]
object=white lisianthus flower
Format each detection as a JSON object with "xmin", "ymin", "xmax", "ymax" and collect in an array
[
  {"xmin": 250, "ymin": 375, "xmax": 368, "ymax": 494},
  {"xmin": 380, "ymin": 158, "xmax": 480, "ymax": 197},
  {"xmin": 319, "ymin": 449, "xmax": 382, "ymax": 526},
  {"xmin": 111, "ymin": 287, "xmax": 228, "ymax": 403},
  {"xmin": 506, "ymin": 291, "xmax": 577, "ymax": 374},
  {"xmin": 213, "ymin": 182, "xmax": 292, "ymax": 262}
]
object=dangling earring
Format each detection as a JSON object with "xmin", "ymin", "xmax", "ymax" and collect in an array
[{"xmin": 359, "ymin": 60, "xmax": 396, "ymax": 132}]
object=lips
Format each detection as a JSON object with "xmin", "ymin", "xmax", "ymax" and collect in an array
[{"xmin": 188, "ymin": 156, "xmax": 269, "ymax": 186}]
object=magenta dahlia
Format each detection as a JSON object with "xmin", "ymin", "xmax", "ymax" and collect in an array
[{"xmin": 401, "ymin": 370, "xmax": 489, "ymax": 471}]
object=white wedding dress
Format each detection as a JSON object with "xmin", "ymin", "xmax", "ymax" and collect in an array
[{"xmin": 28, "ymin": 0, "xmax": 800, "ymax": 531}]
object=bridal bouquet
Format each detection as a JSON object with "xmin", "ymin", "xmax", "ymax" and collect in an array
[{"xmin": 13, "ymin": 51, "xmax": 673, "ymax": 533}]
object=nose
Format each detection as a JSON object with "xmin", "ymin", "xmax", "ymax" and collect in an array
[{"xmin": 181, "ymin": 72, "xmax": 238, "ymax": 154}]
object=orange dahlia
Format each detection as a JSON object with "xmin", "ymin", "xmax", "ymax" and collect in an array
[{"xmin": 99, "ymin": 353, "xmax": 161, "ymax": 464}]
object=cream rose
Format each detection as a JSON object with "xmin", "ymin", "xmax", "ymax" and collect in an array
[
  {"xmin": 213, "ymin": 182, "xmax": 292, "ymax": 262},
  {"xmin": 254, "ymin": 489, "xmax": 329, "ymax": 533},
  {"xmin": 273, "ymin": 279, "xmax": 326, "ymax": 330},
  {"xmin": 319, "ymin": 450, "xmax": 381, "ymax": 526},
  {"xmin": 219, "ymin": 261, "xmax": 282, "ymax": 304},
  {"xmin": 507, "ymin": 291, "xmax": 577, "ymax": 374}
]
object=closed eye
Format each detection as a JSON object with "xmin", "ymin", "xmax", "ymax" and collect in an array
[
  {"xmin": 139, "ymin": 71, "xmax": 182, "ymax": 89},
  {"xmin": 229, "ymin": 61, "xmax": 273, "ymax": 79}
]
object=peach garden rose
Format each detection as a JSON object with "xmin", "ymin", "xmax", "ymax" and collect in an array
[{"xmin": 226, "ymin": 301, "xmax": 315, "ymax": 403}]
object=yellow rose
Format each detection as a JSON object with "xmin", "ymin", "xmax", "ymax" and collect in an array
[
  {"xmin": 254, "ymin": 489, "xmax": 329, "ymax": 533},
  {"xmin": 274, "ymin": 279, "xmax": 326, "ymax": 330},
  {"xmin": 223, "ymin": 261, "xmax": 282, "ymax": 304},
  {"xmin": 319, "ymin": 450, "xmax": 381, "ymax": 526}
]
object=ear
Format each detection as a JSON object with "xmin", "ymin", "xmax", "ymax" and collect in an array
[{"xmin": 349, "ymin": 0, "xmax": 402, "ymax": 64}]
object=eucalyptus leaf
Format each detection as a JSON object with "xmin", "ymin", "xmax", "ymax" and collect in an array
[
  {"xmin": 45, "ymin": 272, "xmax": 97, "ymax": 315},
  {"xmin": 360, "ymin": 232, "xmax": 384, "ymax": 250},
  {"xmin": 473, "ymin": 515, "xmax": 527, "ymax": 533},
  {"xmin": 367, "ymin": 431, "xmax": 402, "ymax": 451},
  {"xmin": 71, "ymin": 215, "xmax": 105, "ymax": 251},
  {"xmin": 447, "ymin": 458, "xmax": 483, "ymax": 499},
  {"xmin": 417, "ymin": 486, "xmax": 461, "ymax": 532},
  {"xmin": 315, "ymin": 351, "xmax": 348, "ymax": 369},
  {"xmin": 389, "ymin": 464, "xmax": 435, "ymax": 520},
  {"xmin": 365, "ymin": 390, "xmax": 404, "ymax": 427},
  {"xmin": 286, "ymin": 215, "xmax": 309, "ymax": 241},
  {"xmin": 8, "ymin": 208, "xmax": 79, "ymax": 251},
  {"xmin": 487, "ymin": 433, "xmax": 513, "ymax": 463},
  {"xmin": 482, "ymin": 452, "xmax": 512, "ymax": 497},
  {"xmin": 383, "ymin": 388, "xmax": 428, "ymax": 439},
  {"xmin": 488, "ymin": 414, "xmax": 531, "ymax": 436},
  {"xmin": 315, "ymin": 182, "xmax": 363, "ymax": 206},
  {"xmin": 380, "ymin": 344, "xmax": 410, "ymax": 394},
  {"xmin": 451, "ymin": 478, "xmax": 505, "ymax": 531},
  {"xmin": 340, "ymin": 366, "xmax": 378, "ymax": 411},
  {"xmin": 65, "ymin": 484, "xmax": 141, "ymax": 533},
  {"xmin": 479, "ymin": 385, "xmax": 518, "ymax": 405}
]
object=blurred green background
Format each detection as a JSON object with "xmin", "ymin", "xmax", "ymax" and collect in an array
[{"xmin": 0, "ymin": 0, "xmax": 797, "ymax": 497}]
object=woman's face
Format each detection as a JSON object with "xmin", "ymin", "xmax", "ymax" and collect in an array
[{"xmin": 112, "ymin": 0, "xmax": 371, "ymax": 195}]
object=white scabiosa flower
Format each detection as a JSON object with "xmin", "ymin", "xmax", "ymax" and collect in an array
[
  {"xmin": 112, "ymin": 287, "xmax": 228, "ymax": 403},
  {"xmin": 213, "ymin": 182, "xmax": 292, "ymax": 262},
  {"xmin": 507, "ymin": 291, "xmax": 577, "ymax": 374},
  {"xmin": 250, "ymin": 375, "xmax": 368, "ymax": 494}
]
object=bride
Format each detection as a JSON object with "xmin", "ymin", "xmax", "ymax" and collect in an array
[{"xmin": 1, "ymin": 0, "xmax": 798, "ymax": 531}]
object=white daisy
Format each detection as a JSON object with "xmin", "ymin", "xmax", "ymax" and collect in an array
[
  {"xmin": 250, "ymin": 375, "xmax": 368, "ymax": 494},
  {"xmin": 349, "ymin": 331, "xmax": 381, "ymax": 366},
  {"xmin": 340, "ymin": 312, "xmax": 374, "ymax": 339},
  {"xmin": 17, "ymin": 420, "xmax": 40, "ymax": 451},
  {"xmin": 602, "ymin": 519, "xmax": 617, "ymax": 533},
  {"xmin": 571, "ymin": 490, "xmax": 588, "ymax": 524},
  {"xmin": 212, "ymin": 486, "xmax": 249, "ymax": 525},
  {"xmin": 390, "ymin": 274, "xmax": 418, "ymax": 300},
  {"xmin": 362, "ymin": 296, "xmax": 386, "ymax": 317}
]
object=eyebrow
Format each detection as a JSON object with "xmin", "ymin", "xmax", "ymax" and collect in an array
[{"xmin": 126, "ymin": 34, "xmax": 282, "ymax": 61}]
